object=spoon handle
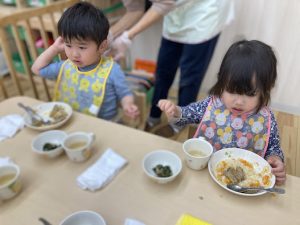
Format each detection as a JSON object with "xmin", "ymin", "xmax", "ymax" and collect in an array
[
  {"xmin": 245, "ymin": 186, "xmax": 285, "ymax": 194},
  {"xmin": 265, "ymin": 187, "xmax": 285, "ymax": 194}
]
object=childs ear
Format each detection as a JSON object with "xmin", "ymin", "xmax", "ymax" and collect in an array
[{"xmin": 98, "ymin": 39, "xmax": 108, "ymax": 54}]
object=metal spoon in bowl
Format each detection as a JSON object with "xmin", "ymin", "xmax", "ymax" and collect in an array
[{"xmin": 227, "ymin": 184, "xmax": 285, "ymax": 194}]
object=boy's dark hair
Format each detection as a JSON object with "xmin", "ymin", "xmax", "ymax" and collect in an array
[
  {"xmin": 58, "ymin": 2, "xmax": 109, "ymax": 46},
  {"xmin": 210, "ymin": 40, "xmax": 277, "ymax": 111}
]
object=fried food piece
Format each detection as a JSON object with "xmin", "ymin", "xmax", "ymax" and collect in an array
[
  {"xmin": 49, "ymin": 105, "xmax": 67, "ymax": 123},
  {"xmin": 223, "ymin": 166, "xmax": 246, "ymax": 184}
]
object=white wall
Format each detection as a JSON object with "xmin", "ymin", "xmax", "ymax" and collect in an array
[
  {"xmin": 130, "ymin": 0, "xmax": 300, "ymax": 115},
  {"xmin": 129, "ymin": 20, "xmax": 162, "ymax": 65}
]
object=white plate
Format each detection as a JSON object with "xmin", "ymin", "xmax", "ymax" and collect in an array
[
  {"xmin": 24, "ymin": 102, "xmax": 72, "ymax": 131},
  {"xmin": 208, "ymin": 148, "xmax": 275, "ymax": 196}
]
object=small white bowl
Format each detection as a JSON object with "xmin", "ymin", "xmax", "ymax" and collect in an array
[
  {"xmin": 59, "ymin": 210, "xmax": 106, "ymax": 225},
  {"xmin": 143, "ymin": 150, "xmax": 182, "ymax": 184},
  {"xmin": 32, "ymin": 130, "xmax": 67, "ymax": 158}
]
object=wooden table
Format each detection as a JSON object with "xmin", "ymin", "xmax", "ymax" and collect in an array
[{"xmin": 0, "ymin": 96, "xmax": 299, "ymax": 225}]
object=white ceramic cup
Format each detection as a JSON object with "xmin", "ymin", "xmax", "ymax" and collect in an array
[
  {"xmin": 0, "ymin": 164, "xmax": 22, "ymax": 201},
  {"xmin": 183, "ymin": 137, "xmax": 213, "ymax": 170},
  {"xmin": 62, "ymin": 132, "xmax": 95, "ymax": 162}
]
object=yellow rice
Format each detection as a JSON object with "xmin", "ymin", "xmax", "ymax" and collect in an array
[{"xmin": 215, "ymin": 158, "xmax": 272, "ymax": 188}]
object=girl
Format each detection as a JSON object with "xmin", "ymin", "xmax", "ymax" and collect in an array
[{"xmin": 158, "ymin": 40, "xmax": 286, "ymax": 185}]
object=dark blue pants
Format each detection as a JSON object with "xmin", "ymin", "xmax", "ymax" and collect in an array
[{"xmin": 149, "ymin": 35, "xmax": 220, "ymax": 119}]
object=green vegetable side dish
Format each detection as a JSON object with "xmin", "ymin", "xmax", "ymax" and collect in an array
[
  {"xmin": 152, "ymin": 164, "xmax": 173, "ymax": 177},
  {"xmin": 43, "ymin": 143, "xmax": 60, "ymax": 151}
]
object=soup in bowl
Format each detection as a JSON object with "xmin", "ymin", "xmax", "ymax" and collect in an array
[{"xmin": 0, "ymin": 164, "xmax": 22, "ymax": 201}]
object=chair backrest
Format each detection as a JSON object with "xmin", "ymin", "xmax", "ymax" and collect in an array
[{"xmin": 0, "ymin": 0, "xmax": 79, "ymax": 101}]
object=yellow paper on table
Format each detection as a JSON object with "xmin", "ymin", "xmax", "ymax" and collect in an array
[{"xmin": 176, "ymin": 214, "xmax": 212, "ymax": 225}]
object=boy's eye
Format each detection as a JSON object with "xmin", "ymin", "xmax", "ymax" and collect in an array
[
  {"xmin": 79, "ymin": 46, "xmax": 87, "ymax": 50},
  {"xmin": 65, "ymin": 44, "xmax": 71, "ymax": 48}
]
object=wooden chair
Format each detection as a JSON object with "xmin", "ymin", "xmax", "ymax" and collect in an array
[{"xmin": 0, "ymin": 0, "xmax": 79, "ymax": 101}]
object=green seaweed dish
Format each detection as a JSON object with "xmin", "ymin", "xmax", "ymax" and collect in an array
[
  {"xmin": 152, "ymin": 164, "xmax": 173, "ymax": 177},
  {"xmin": 43, "ymin": 143, "xmax": 60, "ymax": 151}
]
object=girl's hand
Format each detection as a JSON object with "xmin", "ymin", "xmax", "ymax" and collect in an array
[
  {"xmin": 52, "ymin": 36, "xmax": 65, "ymax": 54},
  {"xmin": 267, "ymin": 155, "xmax": 286, "ymax": 185},
  {"xmin": 158, "ymin": 100, "xmax": 180, "ymax": 119}
]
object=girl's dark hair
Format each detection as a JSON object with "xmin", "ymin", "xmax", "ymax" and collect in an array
[
  {"xmin": 58, "ymin": 2, "xmax": 109, "ymax": 46},
  {"xmin": 209, "ymin": 40, "xmax": 277, "ymax": 111}
]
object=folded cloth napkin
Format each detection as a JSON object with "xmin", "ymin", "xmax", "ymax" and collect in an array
[
  {"xmin": 176, "ymin": 214, "xmax": 212, "ymax": 225},
  {"xmin": 0, "ymin": 157, "xmax": 13, "ymax": 166},
  {"xmin": 77, "ymin": 148, "xmax": 128, "ymax": 191},
  {"xmin": 0, "ymin": 114, "xmax": 25, "ymax": 142},
  {"xmin": 124, "ymin": 218, "xmax": 146, "ymax": 225}
]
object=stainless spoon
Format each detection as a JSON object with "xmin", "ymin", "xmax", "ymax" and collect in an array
[
  {"xmin": 227, "ymin": 184, "xmax": 285, "ymax": 194},
  {"xmin": 18, "ymin": 102, "xmax": 51, "ymax": 125}
]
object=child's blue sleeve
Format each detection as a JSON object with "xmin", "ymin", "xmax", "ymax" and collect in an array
[
  {"xmin": 110, "ymin": 63, "xmax": 133, "ymax": 100},
  {"xmin": 174, "ymin": 96, "xmax": 212, "ymax": 127},
  {"xmin": 264, "ymin": 111, "xmax": 284, "ymax": 162},
  {"xmin": 39, "ymin": 61, "xmax": 64, "ymax": 80}
]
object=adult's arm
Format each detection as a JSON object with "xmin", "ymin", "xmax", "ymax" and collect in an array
[
  {"xmin": 110, "ymin": 0, "xmax": 145, "ymax": 38},
  {"xmin": 127, "ymin": 0, "xmax": 175, "ymax": 39},
  {"xmin": 111, "ymin": 0, "xmax": 175, "ymax": 60}
]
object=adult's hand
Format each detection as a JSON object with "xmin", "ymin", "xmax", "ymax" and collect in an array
[{"xmin": 111, "ymin": 31, "xmax": 132, "ymax": 61}]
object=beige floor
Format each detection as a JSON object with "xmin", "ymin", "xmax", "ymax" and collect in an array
[{"xmin": 1, "ymin": 74, "xmax": 299, "ymax": 177}]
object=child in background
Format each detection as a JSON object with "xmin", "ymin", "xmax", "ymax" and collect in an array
[
  {"xmin": 32, "ymin": 2, "xmax": 139, "ymax": 121},
  {"xmin": 158, "ymin": 40, "xmax": 286, "ymax": 185}
]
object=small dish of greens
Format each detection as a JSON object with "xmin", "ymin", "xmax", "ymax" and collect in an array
[
  {"xmin": 32, "ymin": 130, "xmax": 67, "ymax": 158},
  {"xmin": 143, "ymin": 150, "xmax": 182, "ymax": 184}
]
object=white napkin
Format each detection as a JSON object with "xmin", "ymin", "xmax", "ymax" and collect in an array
[
  {"xmin": 124, "ymin": 218, "xmax": 146, "ymax": 225},
  {"xmin": 0, "ymin": 157, "xmax": 14, "ymax": 166},
  {"xmin": 77, "ymin": 148, "xmax": 128, "ymax": 191},
  {"xmin": 0, "ymin": 114, "xmax": 25, "ymax": 142}
]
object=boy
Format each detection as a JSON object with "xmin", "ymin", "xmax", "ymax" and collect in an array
[{"xmin": 32, "ymin": 2, "xmax": 139, "ymax": 120}]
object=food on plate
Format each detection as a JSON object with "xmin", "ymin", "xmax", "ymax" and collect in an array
[
  {"xmin": 223, "ymin": 166, "xmax": 245, "ymax": 184},
  {"xmin": 49, "ymin": 105, "xmax": 68, "ymax": 122},
  {"xmin": 43, "ymin": 143, "xmax": 61, "ymax": 151},
  {"xmin": 215, "ymin": 158, "xmax": 272, "ymax": 188},
  {"xmin": 153, "ymin": 164, "xmax": 173, "ymax": 177},
  {"xmin": 31, "ymin": 118, "xmax": 43, "ymax": 127},
  {"xmin": 29, "ymin": 104, "xmax": 68, "ymax": 127}
]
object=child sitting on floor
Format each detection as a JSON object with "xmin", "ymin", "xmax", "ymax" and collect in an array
[
  {"xmin": 32, "ymin": 2, "xmax": 139, "ymax": 120},
  {"xmin": 158, "ymin": 40, "xmax": 286, "ymax": 185}
]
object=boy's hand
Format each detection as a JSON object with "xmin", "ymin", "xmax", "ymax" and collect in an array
[
  {"xmin": 121, "ymin": 95, "xmax": 140, "ymax": 119},
  {"xmin": 267, "ymin": 155, "xmax": 286, "ymax": 185},
  {"xmin": 123, "ymin": 103, "xmax": 140, "ymax": 119},
  {"xmin": 31, "ymin": 36, "xmax": 65, "ymax": 75},
  {"xmin": 52, "ymin": 36, "xmax": 65, "ymax": 54},
  {"xmin": 158, "ymin": 100, "xmax": 181, "ymax": 119}
]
